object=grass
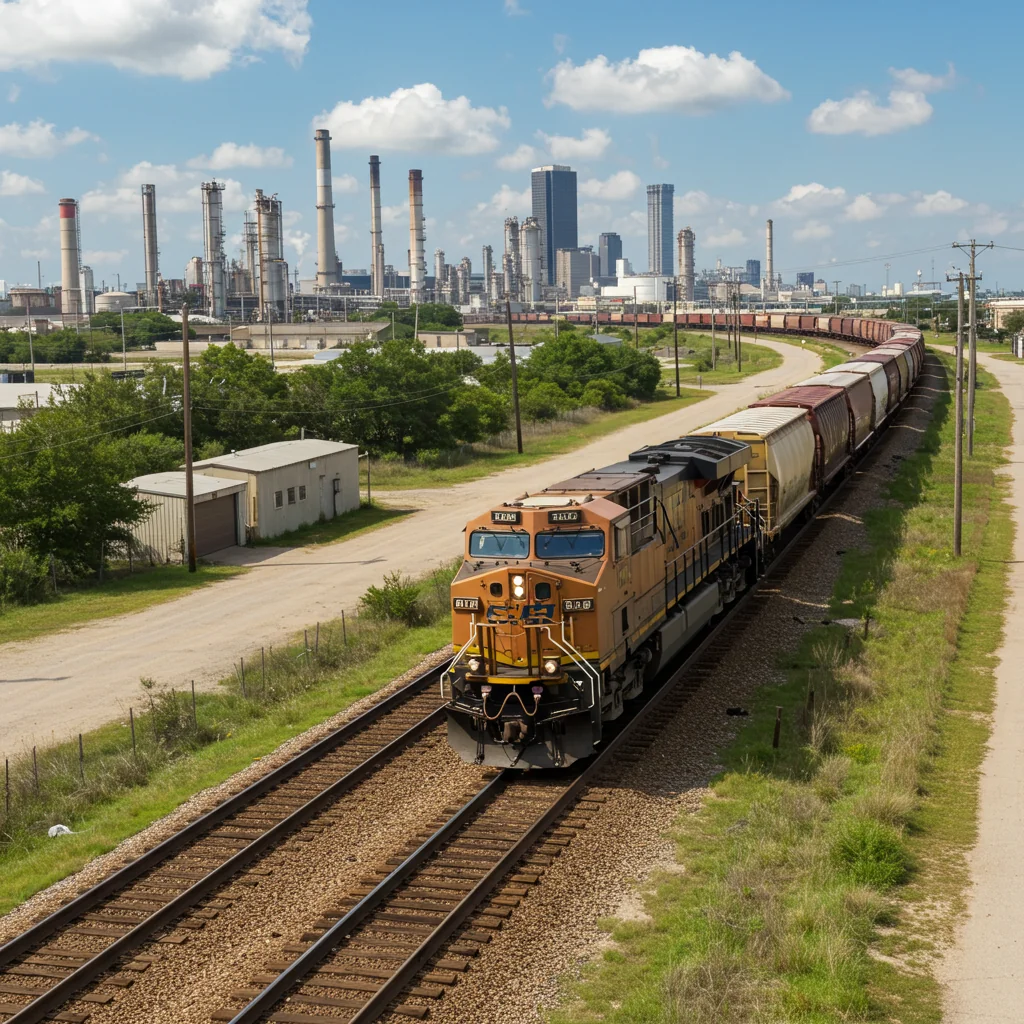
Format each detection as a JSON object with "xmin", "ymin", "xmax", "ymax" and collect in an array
[
  {"xmin": 654, "ymin": 334, "xmax": 783, "ymax": 385},
  {"xmin": 550, "ymin": 354, "xmax": 1012, "ymax": 1024},
  {"xmin": 362, "ymin": 388, "xmax": 709, "ymax": 490},
  {"xmin": 0, "ymin": 564, "xmax": 246, "ymax": 646},
  {"xmin": 0, "ymin": 564, "xmax": 457, "ymax": 914},
  {"xmin": 252, "ymin": 501, "xmax": 411, "ymax": 548}
]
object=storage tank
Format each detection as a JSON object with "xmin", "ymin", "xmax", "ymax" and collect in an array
[{"xmin": 94, "ymin": 291, "xmax": 136, "ymax": 313}]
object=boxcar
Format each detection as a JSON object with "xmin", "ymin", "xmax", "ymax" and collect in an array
[
  {"xmin": 821, "ymin": 362, "xmax": 890, "ymax": 430},
  {"xmin": 797, "ymin": 372, "xmax": 875, "ymax": 449}
]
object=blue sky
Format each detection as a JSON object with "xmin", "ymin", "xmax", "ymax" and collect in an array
[{"xmin": 0, "ymin": 0, "xmax": 1021, "ymax": 294}]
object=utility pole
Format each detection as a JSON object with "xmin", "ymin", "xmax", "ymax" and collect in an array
[
  {"xmin": 711, "ymin": 301, "xmax": 716, "ymax": 370},
  {"xmin": 673, "ymin": 285, "xmax": 680, "ymax": 396},
  {"xmin": 633, "ymin": 285, "xmax": 638, "ymax": 349},
  {"xmin": 505, "ymin": 295, "xmax": 523, "ymax": 454},
  {"xmin": 833, "ymin": 281, "xmax": 841, "ymax": 315},
  {"xmin": 953, "ymin": 239, "xmax": 993, "ymax": 457},
  {"xmin": 946, "ymin": 270, "xmax": 965, "ymax": 556},
  {"xmin": 181, "ymin": 305, "xmax": 197, "ymax": 573},
  {"xmin": 735, "ymin": 291, "xmax": 742, "ymax": 372}
]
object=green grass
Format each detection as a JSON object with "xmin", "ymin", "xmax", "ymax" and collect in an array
[
  {"xmin": 767, "ymin": 332, "xmax": 852, "ymax": 369},
  {"xmin": 550, "ymin": 356, "xmax": 1012, "ymax": 1024},
  {"xmin": 656, "ymin": 334, "xmax": 783, "ymax": 385},
  {"xmin": 363, "ymin": 388, "xmax": 709, "ymax": 491},
  {"xmin": 0, "ymin": 564, "xmax": 246, "ymax": 646},
  {"xmin": 252, "ymin": 501, "xmax": 412, "ymax": 547}
]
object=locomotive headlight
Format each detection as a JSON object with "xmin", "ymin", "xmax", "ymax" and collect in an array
[
  {"xmin": 467, "ymin": 657, "xmax": 481, "ymax": 673},
  {"xmin": 512, "ymin": 574, "xmax": 525, "ymax": 598},
  {"xmin": 543, "ymin": 659, "xmax": 560, "ymax": 675}
]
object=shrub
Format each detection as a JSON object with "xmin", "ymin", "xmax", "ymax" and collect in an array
[
  {"xmin": 361, "ymin": 571, "xmax": 423, "ymax": 626},
  {"xmin": 0, "ymin": 545, "xmax": 49, "ymax": 610},
  {"xmin": 520, "ymin": 381, "xmax": 573, "ymax": 421},
  {"xmin": 833, "ymin": 817, "xmax": 907, "ymax": 889},
  {"xmin": 579, "ymin": 378, "xmax": 629, "ymax": 411}
]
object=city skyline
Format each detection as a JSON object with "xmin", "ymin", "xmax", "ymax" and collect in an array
[{"xmin": 0, "ymin": 0, "xmax": 1020, "ymax": 294}]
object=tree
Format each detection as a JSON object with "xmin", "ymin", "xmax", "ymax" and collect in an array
[
  {"xmin": 91, "ymin": 311, "xmax": 188, "ymax": 347},
  {"xmin": 1001, "ymin": 311, "xmax": 1024, "ymax": 336}
]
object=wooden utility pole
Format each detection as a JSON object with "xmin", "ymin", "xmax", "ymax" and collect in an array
[
  {"xmin": 953, "ymin": 239, "xmax": 993, "ymax": 457},
  {"xmin": 673, "ymin": 286, "xmax": 680, "ymax": 396},
  {"xmin": 182, "ymin": 305, "xmax": 197, "ymax": 573},
  {"xmin": 633, "ymin": 286, "xmax": 639, "ymax": 349},
  {"xmin": 711, "ymin": 302, "xmax": 716, "ymax": 370},
  {"xmin": 946, "ymin": 271, "xmax": 965, "ymax": 556},
  {"xmin": 735, "ymin": 292, "xmax": 742, "ymax": 372},
  {"xmin": 505, "ymin": 296, "xmax": 523, "ymax": 454}
]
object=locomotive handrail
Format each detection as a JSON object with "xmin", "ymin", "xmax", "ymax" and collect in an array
[
  {"xmin": 442, "ymin": 614, "xmax": 479, "ymax": 698},
  {"xmin": 540, "ymin": 622, "xmax": 600, "ymax": 710}
]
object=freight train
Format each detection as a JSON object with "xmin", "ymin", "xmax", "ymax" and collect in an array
[{"xmin": 443, "ymin": 320, "xmax": 925, "ymax": 769}]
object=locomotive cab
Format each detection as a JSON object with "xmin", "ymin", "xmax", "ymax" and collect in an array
[{"xmin": 445, "ymin": 434, "xmax": 758, "ymax": 769}]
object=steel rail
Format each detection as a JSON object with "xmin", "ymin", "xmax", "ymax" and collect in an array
[
  {"xmin": 0, "ymin": 664, "xmax": 447, "ymax": 1024},
  {"xmin": 224, "ymin": 366, "xmax": 931, "ymax": 1023}
]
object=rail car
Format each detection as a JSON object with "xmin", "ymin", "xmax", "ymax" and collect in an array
[
  {"xmin": 443, "ymin": 323, "xmax": 925, "ymax": 769},
  {"xmin": 509, "ymin": 309, "xmax": 908, "ymax": 346}
]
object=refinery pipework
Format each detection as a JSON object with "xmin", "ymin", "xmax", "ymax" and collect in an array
[
  {"xmin": 369, "ymin": 155, "xmax": 385, "ymax": 297},
  {"xmin": 58, "ymin": 197, "xmax": 82, "ymax": 316},
  {"xmin": 408, "ymin": 169, "xmax": 426, "ymax": 305},
  {"xmin": 314, "ymin": 129, "xmax": 338, "ymax": 289},
  {"xmin": 141, "ymin": 184, "xmax": 159, "ymax": 308},
  {"xmin": 255, "ymin": 189, "xmax": 287, "ymax": 320}
]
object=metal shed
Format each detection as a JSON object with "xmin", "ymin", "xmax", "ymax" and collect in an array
[
  {"xmin": 192, "ymin": 439, "xmax": 360, "ymax": 541},
  {"xmin": 128, "ymin": 472, "xmax": 247, "ymax": 562}
]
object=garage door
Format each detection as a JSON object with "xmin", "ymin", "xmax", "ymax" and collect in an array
[{"xmin": 195, "ymin": 494, "xmax": 237, "ymax": 556}]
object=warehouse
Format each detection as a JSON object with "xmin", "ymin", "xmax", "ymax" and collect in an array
[
  {"xmin": 128, "ymin": 472, "xmax": 247, "ymax": 562},
  {"xmin": 192, "ymin": 438, "xmax": 359, "ymax": 540}
]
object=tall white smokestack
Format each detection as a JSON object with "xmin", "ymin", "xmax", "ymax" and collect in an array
[
  {"xmin": 408, "ymin": 169, "xmax": 425, "ymax": 305},
  {"xmin": 314, "ymin": 129, "xmax": 338, "ymax": 289},
  {"xmin": 765, "ymin": 218, "xmax": 774, "ymax": 297},
  {"xmin": 141, "ymin": 184, "xmax": 159, "ymax": 308},
  {"xmin": 369, "ymin": 155, "xmax": 384, "ymax": 296},
  {"xmin": 677, "ymin": 227, "xmax": 695, "ymax": 302},
  {"xmin": 201, "ymin": 181, "xmax": 226, "ymax": 318},
  {"xmin": 59, "ymin": 198, "xmax": 81, "ymax": 316},
  {"xmin": 521, "ymin": 217, "xmax": 542, "ymax": 305}
]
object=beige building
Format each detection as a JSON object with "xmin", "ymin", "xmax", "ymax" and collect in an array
[
  {"xmin": 987, "ymin": 299, "xmax": 1024, "ymax": 330},
  {"xmin": 192, "ymin": 439, "xmax": 360, "ymax": 540},
  {"xmin": 416, "ymin": 329, "xmax": 480, "ymax": 349},
  {"xmin": 127, "ymin": 472, "xmax": 247, "ymax": 562},
  {"xmin": 233, "ymin": 322, "xmax": 391, "ymax": 351}
]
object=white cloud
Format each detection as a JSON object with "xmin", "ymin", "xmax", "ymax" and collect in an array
[
  {"xmin": 0, "ymin": 169, "xmax": 43, "ymax": 195},
  {"xmin": 496, "ymin": 144, "xmax": 539, "ymax": 171},
  {"xmin": 536, "ymin": 127, "xmax": 611, "ymax": 161},
  {"xmin": 332, "ymin": 173, "xmax": 358, "ymax": 194},
  {"xmin": 317, "ymin": 83, "xmax": 509, "ymax": 155},
  {"xmin": 0, "ymin": 0, "xmax": 311, "ymax": 80},
  {"xmin": 611, "ymin": 209, "xmax": 647, "ymax": 236},
  {"xmin": 807, "ymin": 65, "xmax": 952, "ymax": 137},
  {"xmin": 777, "ymin": 182, "xmax": 847, "ymax": 209},
  {"xmin": 547, "ymin": 45, "xmax": 789, "ymax": 113},
  {"xmin": 284, "ymin": 230, "xmax": 311, "ymax": 258},
  {"xmin": 674, "ymin": 190, "xmax": 713, "ymax": 216},
  {"xmin": 890, "ymin": 64, "xmax": 955, "ymax": 92},
  {"xmin": 7, "ymin": 84, "xmax": 19, "ymax": 103},
  {"xmin": 793, "ymin": 220, "xmax": 833, "ymax": 241},
  {"xmin": 974, "ymin": 215, "xmax": 1008, "ymax": 237},
  {"xmin": 82, "ymin": 248, "xmax": 128, "ymax": 265},
  {"xmin": 20, "ymin": 247, "xmax": 48, "ymax": 259},
  {"xmin": 187, "ymin": 142, "xmax": 292, "ymax": 170},
  {"xmin": 0, "ymin": 119, "xmax": 95, "ymax": 158},
  {"xmin": 579, "ymin": 170, "xmax": 641, "ymax": 201},
  {"xmin": 844, "ymin": 194, "xmax": 883, "ymax": 221},
  {"xmin": 474, "ymin": 184, "xmax": 531, "ymax": 218},
  {"xmin": 706, "ymin": 227, "xmax": 746, "ymax": 247},
  {"xmin": 913, "ymin": 190, "xmax": 968, "ymax": 216},
  {"xmin": 504, "ymin": 0, "xmax": 528, "ymax": 14},
  {"xmin": 380, "ymin": 203, "xmax": 407, "ymax": 225},
  {"xmin": 81, "ymin": 163, "xmax": 247, "ymax": 218}
]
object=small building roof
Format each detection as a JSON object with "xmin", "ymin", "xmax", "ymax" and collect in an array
[
  {"xmin": 128, "ymin": 472, "xmax": 245, "ymax": 500},
  {"xmin": 0, "ymin": 382, "xmax": 78, "ymax": 411},
  {"xmin": 192, "ymin": 438, "xmax": 357, "ymax": 473}
]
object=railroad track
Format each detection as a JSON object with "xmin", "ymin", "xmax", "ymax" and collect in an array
[
  {"xmin": 0, "ymin": 665, "xmax": 451, "ymax": 1024},
  {"xmin": 206, "ymin": 468, "xmax": 854, "ymax": 1024}
]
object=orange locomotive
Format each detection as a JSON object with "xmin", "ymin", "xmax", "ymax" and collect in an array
[{"xmin": 443, "ymin": 435, "xmax": 762, "ymax": 768}]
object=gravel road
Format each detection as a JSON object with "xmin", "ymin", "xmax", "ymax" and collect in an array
[
  {"xmin": 939, "ymin": 350, "xmax": 1024, "ymax": 1023},
  {"xmin": 0, "ymin": 340, "xmax": 820, "ymax": 754}
]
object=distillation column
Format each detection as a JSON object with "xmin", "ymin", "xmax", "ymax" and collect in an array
[
  {"xmin": 201, "ymin": 181, "xmax": 226, "ymax": 318},
  {"xmin": 141, "ymin": 184, "xmax": 159, "ymax": 308}
]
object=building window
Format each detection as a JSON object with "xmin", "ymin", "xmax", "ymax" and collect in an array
[
  {"xmin": 287, "ymin": 487, "xmax": 296, "ymax": 505},
  {"xmin": 274, "ymin": 490, "xmax": 283, "ymax": 509},
  {"xmin": 298, "ymin": 485, "xmax": 307, "ymax": 501}
]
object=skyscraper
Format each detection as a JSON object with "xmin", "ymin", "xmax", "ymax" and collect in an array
[
  {"xmin": 532, "ymin": 165, "xmax": 577, "ymax": 285},
  {"xmin": 598, "ymin": 232, "xmax": 622, "ymax": 278},
  {"xmin": 745, "ymin": 259, "xmax": 761, "ymax": 288},
  {"xmin": 646, "ymin": 184, "xmax": 674, "ymax": 275}
]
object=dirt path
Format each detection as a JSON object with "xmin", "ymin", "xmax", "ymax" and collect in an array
[
  {"xmin": 0, "ymin": 340, "xmax": 819, "ymax": 754},
  {"xmin": 939, "ymin": 352, "xmax": 1024, "ymax": 1022}
]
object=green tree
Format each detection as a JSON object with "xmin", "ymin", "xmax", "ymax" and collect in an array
[
  {"xmin": 91, "ymin": 311, "xmax": 189, "ymax": 347},
  {"xmin": 1001, "ymin": 311, "xmax": 1024, "ymax": 335}
]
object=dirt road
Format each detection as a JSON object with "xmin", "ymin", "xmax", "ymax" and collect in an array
[
  {"xmin": 940, "ymin": 351, "xmax": 1024, "ymax": 1022},
  {"xmin": 0, "ymin": 340, "xmax": 819, "ymax": 753}
]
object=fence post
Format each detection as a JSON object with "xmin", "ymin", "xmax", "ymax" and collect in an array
[
  {"xmin": 130, "ymin": 708, "xmax": 137, "ymax": 758},
  {"xmin": 863, "ymin": 614, "xmax": 870, "ymax": 639},
  {"xmin": 261, "ymin": 647, "xmax": 266, "ymax": 696},
  {"xmin": 772, "ymin": 707, "xmax": 783, "ymax": 749},
  {"xmin": 5, "ymin": 759, "xmax": 8, "ymax": 816},
  {"xmin": 78, "ymin": 734, "xmax": 84, "ymax": 782},
  {"xmin": 341, "ymin": 610, "xmax": 347, "ymax": 646},
  {"xmin": 191, "ymin": 681, "xmax": 197, "ymax": 729},
  {"xmin": 240, "ymin": 657, "xmax": 247, "ymax": 698},
  {"xmin": 32, "ymin": 746, "xmax": 38, "ymax": 793},
  {"xmin": 315, "ymin": 621, "xmax": 320, "ymax": 654}
]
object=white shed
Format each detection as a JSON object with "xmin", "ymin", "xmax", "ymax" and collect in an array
[
  {"xmin": 128, "ymin": 472, "xmax": 247, "ymax": 562},
  {"xmin": 192, "ymin": 439, "xmax": 360, "ymax": 540}
]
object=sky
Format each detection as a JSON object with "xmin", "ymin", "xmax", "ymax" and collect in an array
[{"xmin": 0, "ymin": 0, "xmax": 1022, "ymax": 296}]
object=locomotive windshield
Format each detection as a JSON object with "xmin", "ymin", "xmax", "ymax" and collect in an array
[
  {"xmin": 535, "ymin": 530, "xmax": 605, "ymax": 559},
  {"xmin": 470, "ymin": 530, "xmax": 530, "ymax": 558}
]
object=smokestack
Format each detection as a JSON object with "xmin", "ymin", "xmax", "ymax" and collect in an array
[
  {"xmin": 481, "ymin": 245, "xmax": 493, "ymax": 305},
  {"xmin": 765, "ymin": 218, "xmax": 774, "ymax": 296},
  {"xmin": 201, "ymin": 181, "xmax": 226, "ymax": 318},
  {"xmin": 408, "ymin": 169, "xmax": 425, "ymax": 305},
  {"xmin": 59, "ymin": 198, "xmax": 81, "ymax": 316},
  {"xmin": 434, "ymin": 248, "xmax": 445, "ymax": 301},
  {"xmin": 141, "ymin": 184, "xmax": 159, "ymax": 308},
  {"xmin": 369, "ymin": 155, "xmax": 384, "ymax": 296},
  {"xmin": 314, "ymin": 129, "xmax": 338, "ymax": 289},
  {"xmin": 677, "ymin": 227, "xmax": 695, "ymax": 302}
]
